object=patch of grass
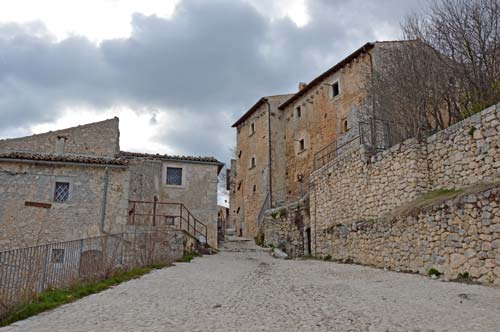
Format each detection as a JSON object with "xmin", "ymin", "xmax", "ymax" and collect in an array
[
  {"xmin": 468, "ymin": 126, "xmax": 476, "ymax": 137},
  {"xmin": 421, "ymin": 188, "xmax": 462, "ymax": 200},
  {"xmin": 427, "ymin": 268, "xmax": 442, "ymax": 278},
  {"xmin": 457, "ymin": 272, "xmax": 470, "ymax": 280},
  {"xmin": 176, "ymin": 251, "xmax": 200, "ymax": 263},
  {"xmin": 0, "ymin": 264, "xmax": 167, "ymax": 327}
]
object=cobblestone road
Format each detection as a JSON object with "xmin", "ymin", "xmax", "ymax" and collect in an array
[{"xmin": 2, "ymin": 240, "xmax": 500, "ymax": 332}]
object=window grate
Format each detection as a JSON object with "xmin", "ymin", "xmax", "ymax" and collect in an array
[
  {"xmin": 54, "ymin": 182, "xmax": 70, "ymax": 202},
  {"xmin": 166, "ymin": 167, "xmax": 183, "ymax": 185}
]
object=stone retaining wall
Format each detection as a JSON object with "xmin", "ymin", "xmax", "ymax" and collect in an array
[
  {"xmin": 319, "ymin": 187, "xmax": 500, "ymax": 284},
  {"xmin": 260, "ymin": 198, "xmax": 309, "ymax": 258}
]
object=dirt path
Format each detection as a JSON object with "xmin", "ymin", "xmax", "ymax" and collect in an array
[{"xmin": 2, "ymin": 240, "xmax": 500, "ymax": 332}]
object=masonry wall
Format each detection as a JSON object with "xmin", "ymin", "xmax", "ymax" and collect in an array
[
  {"xmin": 234, "ymin": 95, "xmax": 289, "ymax": 238},
  {"xmin": 127, "ymin": 159, "xmax": 219, "ymax": 248},
  {"xmin": 0, "ymin": 161, "xmax": 129, "ymax": 251},
  {"xmin": 0, "ymin": 118, "xmax": 120, "ymax": 158},
  {"xmin": 261, "ymin": 198, "xmax": 309, "ymax": 258},
  {"xmin": 320, "ymin": 188, "xmax": 500, "ymax": 284},
  {"xmin": 283, "ymin": 53, "xmax": 372, "ymax": 199}
]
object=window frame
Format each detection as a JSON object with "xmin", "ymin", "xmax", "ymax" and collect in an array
[
  {"xmin": 53, "ymin": 182, "xmax": 70, "ymax": 203},
  {"xmin": 163, "ymin": 164, "xmax": 186, "ymax": 188},
  {"xmin": 296, "ymin": 106, "xmax": 302, "ymax": 118},
  {"xmin": 332, "ymin": 81, "xmax": 340, "ymax": 98}
]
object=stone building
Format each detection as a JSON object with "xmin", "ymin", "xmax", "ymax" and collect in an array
[
  {"xmin": 231, "ymin": 94, "xmax": 293, "ymax": 237},
  {"xmin": 0, "ymin": 118, "xmax": 129, "ymax": 250},
  {"xmin": 231, "ymin": 41, "xmax": 402, "ymax": 238},
  {"xmin": 121, "ymin": 152, "xmax": 223, "ymax": 248},
  {"xmin": 0, "ymin": 118, "xmax": 223, "ymax": 251}
]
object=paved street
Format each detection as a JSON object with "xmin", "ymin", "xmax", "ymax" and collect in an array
[{"xmin": 2, "ymin": 240, "xmax": 500, "ymax": 332}]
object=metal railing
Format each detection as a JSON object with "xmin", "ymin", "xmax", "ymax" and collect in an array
[
  {"xmin": 313, "ymin": 136, "xmax": 360, "ymax": 170},
  {"xmin": 0, "ymin": 230, "xmax": 186, "ymax": 317},
  {"xmin": 257, "ymin": 192, "xmax": 271, "ymax": 225},
  {"xmin": 128, "ymin": 199, "xmax": 208, "ymax": 243}
]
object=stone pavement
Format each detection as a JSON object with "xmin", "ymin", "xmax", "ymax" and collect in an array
[{"xmin": 2, "ymin": 239, "xmax": 500, "ymax": 332}]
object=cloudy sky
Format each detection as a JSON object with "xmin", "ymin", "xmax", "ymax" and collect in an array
[{"xmin": 0, "ymin": 0, "xmax": 427, "ymax": 164}]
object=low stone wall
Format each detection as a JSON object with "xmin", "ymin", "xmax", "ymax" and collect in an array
[
  {"xmin": 260, "ymin": 198, "xmax": 309, "ymax": 258},
  {"xmin": 319, "ymin": 187, "xmax": 500, "ymax": 284}
]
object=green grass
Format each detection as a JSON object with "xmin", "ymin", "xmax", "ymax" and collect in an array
[
  {"xmin": 0, "ymin": 264, "xmax": 167, "ymax": 327},
  {"xmin": 176, "ymin": 251, "xmax": 200, "ymax": 263},
  {"xmin": 421, "ymin": 188, "xmax": 462, "ymax": 200}
]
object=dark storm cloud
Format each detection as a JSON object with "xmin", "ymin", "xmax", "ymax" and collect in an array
[{"xmin": 0, "ymin": 0, "xmax": 424, "ymax": 162}]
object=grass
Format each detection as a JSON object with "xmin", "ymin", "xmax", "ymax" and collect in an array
[
  {"xmin": 175, "ymin": 251, "xmax": 200, "ymax": 263},
  {"xmin": 0, "ymin": 264, "xmax": 167, "ymax": 327},
  {"xmin": 427, "ymin": 268, "xmax": 442, "ymax": 278}
]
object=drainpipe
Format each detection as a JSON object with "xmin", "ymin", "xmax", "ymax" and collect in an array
[
  {"xmin": 265, "ymin": 99, "xmax": 273, "ymax": 208},
  {"xmin": 100, "ymin": 166, "xmax": 110, "ymax": 232}
]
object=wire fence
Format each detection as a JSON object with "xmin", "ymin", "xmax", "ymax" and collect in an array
[{"xmin": 0, "ymin": 231, "xmax": 179, "ymax": 317}]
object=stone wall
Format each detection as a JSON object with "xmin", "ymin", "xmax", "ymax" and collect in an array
[
  {"xmin": 127, "ymin": 158, "xmax": 219, "ymax": 248},
  {"xmin": 320, "ymin": 187, "xmax": 500, "ymax": 284},
  {"xmin": 0, "ymin": 161, "xmax": 129, "ymax": 251},
  {"xmin": 0, "ymin": 118, "xmax": 120, "ymax": 158},
  {"xmin": 261, "ymin": 198, "xmax": 309, "ymax": 258}
]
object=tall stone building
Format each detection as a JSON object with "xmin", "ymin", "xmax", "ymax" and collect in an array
[
  {"xmin": 231, "ymin": 41, "xmax": 403, "ymax": 238},
  {"xmin": 231, "ymin": 94, "xmax": 293, "ymax": 237},
  {"xmin": 0, "ymin": 118, "xmax": 223, "ymax": 250}
]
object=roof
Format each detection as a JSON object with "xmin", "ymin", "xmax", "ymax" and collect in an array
[
  {"xmin": 0, "ymin": 151, "xmax": 128, "ymax": 166},
  {"xmin": 231, "ymin": 93, "xmax": 294, "ymax": 128},
  {"xmin": 278, "ymin": 42, "xmax": 375, "ymax": 110},
  {"xmin": 120, "ymin": 151, "xmax": 224, "ymax": 173}
]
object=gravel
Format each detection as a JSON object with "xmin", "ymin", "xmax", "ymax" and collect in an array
[{"xmin": 2, "ymin": 240, "xmax": 500, "ymax": 332}]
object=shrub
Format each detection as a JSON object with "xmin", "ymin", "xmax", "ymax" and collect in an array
[
  {"xmin": 457, "ymin": 272, "xmax": 470, "ymax": 280},
  {"xmin": 254, "ymin": 232, "xmax": 265, "ymax": 246},
  {"xmin": 427, "ymin": 268, "xmax": 442, "ymax": 277}
]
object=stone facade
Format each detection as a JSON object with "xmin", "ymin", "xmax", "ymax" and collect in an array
[
  {"xmin": 232, "ymin": 94, "xmax": 292, "ymax": 238},
  {"xmin": 0, "ymin": 118, "xmax": 120, "ymax": 158},
  {"xmin": 124, "ymin": 154, "xmax": 222, "ymax": 249},
  {"xmin": 232, "ymin": 42, "xmax": 404, "ymax": 236}
]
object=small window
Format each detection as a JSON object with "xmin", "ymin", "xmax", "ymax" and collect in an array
[
  {"xmin": 252, "ymin": 184, "xmax": 256, "ymax": 193},
  {"xmin": 51, "ymin": 248, "xmax": 65, "ymax": 263},
  {"xmin": 332, "ymin": 82, "xmax": 340, "ymax": 97},
  {"xmin": 342, "ymin": 118, "xmax": 349, "ymax": 133},
  {"xmin": 236, "ymin": 207, "xmax": 240, "ymax": 214},
  {"xmin": 250, "ymin": 122, "xmax": 256, "ymax": 135},
  {"xmin": 299, "ymin": 139, "xmax": 305, "ymax": 151},
  {"xmin": 250, "ymin": 157, "xmax": 256, "ymax": 169},
  {"xmin": 238, "ymin": 150, "xmax": 242, "ymax": 158},
  {"xmin": 54, "ymin": 182, "xmax": 70, "ymax": 202},
  {"xmin": 237, "ymin": 181, "xmax": 242, "ymax": 190},
  {"xmin": 166, "ymin": 167, "xmax": 183, "ymax": 186},
  {"xmin": 296, "ymin": 106, "xmax": 302, "ymax": 118}
]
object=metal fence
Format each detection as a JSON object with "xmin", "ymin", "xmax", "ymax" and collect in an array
[{"xmin": 0, "ymin": 231, "xmax": 176, "ymax": 317}]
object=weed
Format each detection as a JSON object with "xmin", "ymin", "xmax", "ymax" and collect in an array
[
  {"xmin": 457, "ymin": 272, "xmax": 470, "ymax": 280},
  {"xmin": 176, "ymin": 251, "xmax": 200, "ymax": 263},
  {"xmin": 427, "ymin": 268, "xmax": 442, "ymax": 277},
  {"xmin": 323, "ymin": 254, "xmax": 332, "ymax": 261},
  {"xmin": 254, "ymin": 232, "xmax": 265, "ymax": 246},
  {"xmin": 468, "ymin": 126, "xmax": 476, "ymax": 136}
]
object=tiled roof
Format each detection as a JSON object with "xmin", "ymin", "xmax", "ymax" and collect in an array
[
  {"xmin": 0, "ymin": 151, "xmax": 128, "ymax": 165},
  {"xmin": 120, "ymin": 151, "xmax": 222, "ymax": 164}
]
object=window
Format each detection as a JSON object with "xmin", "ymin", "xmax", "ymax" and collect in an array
[
  {"xmin": 166, "ymin": 167, "xmax": 183, "ymax": 186},
  {"xmin": 342, "ymin": 118, "xmax": 349, "ymax": 133},
  {"xmin": 332, "ymin": 82, "xmax": 340, "ymax": 97},
  {"xmin": 250, "ymin": 157, "xmax": 256, "ymax": 169},
  {"xmin": 299, "ymin": 139, "xmax": 305, "ymax": 151},
  {"xmin": 252, "ymin": 184, "xmax": 256, "ymax": 193},
  {"xmin": 54, "ymin": 182, "xmax": 70, "ymax": 202},
  {"xmin": 250, "ymin": 122, "xmax": 256, "ymax": 135},
  {"xmin": 238, "ymin": 150, "xmax": 242, "ymax": 158},
  {"xmin": 51, "ymin": 249, "xmax": 65, "ymax": 263},
  {"xmin": 296, "ymin": 106, "xmax": 302, "ymax": 118},
  {"xmin": 237, "ymin": 181, "xmax": 242, "ymax": 190}
]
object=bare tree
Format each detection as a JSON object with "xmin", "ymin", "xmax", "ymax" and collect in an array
[{"xmin": 405, "ymin": 0, "xmax": 500, "ymax": 116}]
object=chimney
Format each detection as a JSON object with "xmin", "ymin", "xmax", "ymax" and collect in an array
[
  {"xmin": 55, "ymin": 136, "xmax": 68, "ymax": 155},
  {"xmin": 298, "ymin": 82, "xmax": 307, "ymax": 91}
]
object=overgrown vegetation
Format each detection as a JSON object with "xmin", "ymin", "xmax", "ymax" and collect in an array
[
  {"xmin": 176, "ymin": 251, "xmax": 200, "ymax": 263},
  {"xmin": 427, "ymin": 268, "xmax": 442, "ymax": 278},
  {"xmin": 254, "ymin": 232, "xmax": 265, "ymax": 246},
  {"xmin": 271, "ymin": 208, "xmax": 287, "ymax": 220},
  {"xmin": 0, "ymin": 264, "xmax": 168, "ymax": 327},
  {"xmin": 421, "ymin": 188, "xmax": 462, "ymax": 201}
]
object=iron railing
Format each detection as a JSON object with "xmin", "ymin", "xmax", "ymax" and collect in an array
[
  {"xmin": 257, "ymin": 192, "xmax": 271, "ymax": 225},
  {"xmin": 128, "ymin": 199, "xmax": 208, "ymax": 243},
  {"xmin": 313, "ymin": 136, "xmax": 360, "ymax": 170}
]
